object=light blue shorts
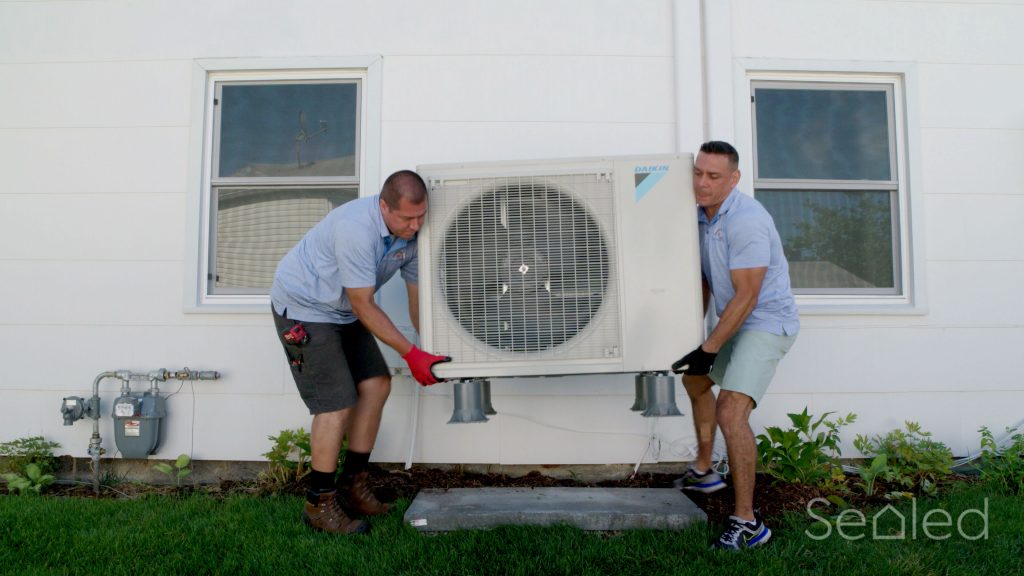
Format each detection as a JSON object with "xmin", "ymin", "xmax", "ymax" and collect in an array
[{"xmin": 709, "ymin": 329, "xmax": 797, "ymax": 407}]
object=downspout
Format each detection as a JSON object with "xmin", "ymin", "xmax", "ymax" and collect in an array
[
  {"xmin": 697, "ymin": 0, "xmax": 708, "ymax": 143},
  {"xmin": 672, "ymin": 0, "xmax": 708, "ymax": 153}
]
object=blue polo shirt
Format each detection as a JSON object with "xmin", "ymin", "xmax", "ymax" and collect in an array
[
  {"xmin": 271, "ymin": 194, "xmax": 418, "ymax": 324},
  {"xmin": 698, "ymin": 188, "xmax": 799, "ymax": 336}
]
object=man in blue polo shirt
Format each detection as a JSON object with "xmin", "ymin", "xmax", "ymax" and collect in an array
[
  {"xmin": 671, "ymin": 141, "xmax": 799, "ymax": 550},
  {"xmin": 271, "ymin": 170, "xmax": 451, "ymax": 534}
]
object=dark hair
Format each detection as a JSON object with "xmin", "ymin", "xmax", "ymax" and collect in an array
[
  {"xmin": 380, "ymin": 170, "xmax": 428, "ymax": 209},
  {"xmin": 699, "ymin": 141, "xmax": 740, "ymax": 168}
]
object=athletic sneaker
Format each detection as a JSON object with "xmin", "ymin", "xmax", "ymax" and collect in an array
[
  {"xmin": 715, "ymin": 513, "xmax": 771, "ymax": 550},
  {"xmin": 672, "ymin": 466, "xmax": 726, "ymax": 494}
]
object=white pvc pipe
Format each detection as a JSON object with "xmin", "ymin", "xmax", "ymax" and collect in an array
[{"xmin": 405, "ymin": 378, "xmax": 420, "ymax": 470}]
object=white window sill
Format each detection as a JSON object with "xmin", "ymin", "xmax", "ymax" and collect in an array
[
  {"xmin": 184, "ymin": 295, "xmax": 271, "ymax": 314},
  {"xmin": 797, "ymin": 301, "xmax": 927, "ymax": 316}
]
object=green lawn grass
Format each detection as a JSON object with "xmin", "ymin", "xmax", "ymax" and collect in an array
[{"xmin": 1, "ymin": 483, "xmax": 1020, "ymax": 576}]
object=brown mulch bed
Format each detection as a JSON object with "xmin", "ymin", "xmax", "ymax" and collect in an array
[
  {"xmin": 49, "ymin": 465, "xmax": 970, "ymax": 527},
  {"xmin": 45, "ymin": 467, "xmax": 833, "ymax": 527}
]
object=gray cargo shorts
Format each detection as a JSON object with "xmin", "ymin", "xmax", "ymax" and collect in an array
[{"xmin": 272, "ymin": 305, "xmax": 389, "ymax": 414}]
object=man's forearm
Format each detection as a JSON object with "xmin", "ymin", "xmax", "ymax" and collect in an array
[
  {"xmin": 703, "ymin": 267, "xmax": 766, "ymax": 353},
  {"xmin": 703, "ymin": 292, "xmax": 757, "ymax": 353},
  {"xmin": 351, "ymin": 299, "xmax": 414, "ymax": 356}
]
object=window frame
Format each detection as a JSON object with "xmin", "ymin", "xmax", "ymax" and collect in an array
[
  {"xmin": 185, "ymin": 57, "xmax": 381, "ymax": 313},
  {"xmin": 735, "ymin": 62, "xmax": 925, "ymax": 314},
  {"xmin": 751, "ymin": 79, "xmax": 901, "ymax": 297}
]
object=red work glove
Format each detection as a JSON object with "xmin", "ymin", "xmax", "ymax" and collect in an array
[{"xmin": 402, "ymin": 345, "xmax": 452, "ymax": 386}]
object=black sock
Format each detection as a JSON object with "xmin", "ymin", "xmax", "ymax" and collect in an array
[
  {"xmin": 306, "ymin": 469, "xmax": 336, "ymax": 503},
  {"xmin": 341, "ymin": 450, "xmax": 370, "ymax": 479}
]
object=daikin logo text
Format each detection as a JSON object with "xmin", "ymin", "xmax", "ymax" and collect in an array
[{"xmin": 635, "ymin": 165, "xmax": 669, "ymax": 173}]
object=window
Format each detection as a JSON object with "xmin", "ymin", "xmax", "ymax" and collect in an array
[
  {"xmin": 187, "ymin": 58, "xmax": 381, "ymax": 310},
  {"xmin": 210, "ymin": 80, "xmax": 360, "ymax": 295},
  {"xmin": 751, "ymin": 78, "xmax": 906, "ymax": 298}
]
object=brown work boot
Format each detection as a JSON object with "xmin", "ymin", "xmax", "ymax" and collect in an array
[
  {"xmin": 339, "ymin": 471, "xmax": 392, "ymax": 516},
  {"xmin": 302, "ymin": 490, "xmax": 369, "ymax": 534}
]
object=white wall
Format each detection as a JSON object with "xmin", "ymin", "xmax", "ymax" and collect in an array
[{"xmin": 1, "ymin": 0, "xmax": 1021, "ymax": 467}]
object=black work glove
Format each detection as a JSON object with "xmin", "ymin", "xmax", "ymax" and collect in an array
[{"xmin": 671, "ymin": 346, "xmax": 717, "ymax": 376}]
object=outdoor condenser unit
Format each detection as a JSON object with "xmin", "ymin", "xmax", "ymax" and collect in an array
[{"xmin": 417, "ymin": 154, "xmax": 704, "ymax": 380}]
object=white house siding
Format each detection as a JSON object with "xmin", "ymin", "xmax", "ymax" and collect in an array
[{"xmin": 0, "ymin": 0, "xmax": 1021, "ymax": 467}]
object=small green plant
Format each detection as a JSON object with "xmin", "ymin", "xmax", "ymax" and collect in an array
[
  {"xmin": 152, "ymin": 454, "xmax": 192, "ymax": 488},
  {"xmin": 0, "ymin": 436, "xmax": 61, "ymax": 477},
  {"xmin": 98, "ymin": 468, "xmax": 129, "ymax": 490},
  {"xmin": 978, "ymin": 425, "xmax": 1024, "ymax": 495},
  {"xmin": 756, "ymin": 407, "xmax": 856, "ymax": 486},
  {"xmin": 855, "ymin": 453, "xmax": 889, "ymax": 496},
  {"xmin": 853, "ymin": 421, "xmax": 953, "ymax": 495},
  {"xmin": 2, "ymin": 463, "xmax": 56, "ymax": 495}
]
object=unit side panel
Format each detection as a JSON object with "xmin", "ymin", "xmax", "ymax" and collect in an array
[{"xmin": 616, "ymin": 155, "xmax": 703, "ymax": 371}]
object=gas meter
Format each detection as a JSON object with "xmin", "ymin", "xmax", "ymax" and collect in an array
[{"xmin": 112, "ymin": 390, "xmax": 167, "ymax": 458}]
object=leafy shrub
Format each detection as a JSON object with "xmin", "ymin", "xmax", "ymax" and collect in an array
[
  {"xmin": 853, "ymin": 421, "xmax": 953, "ymax": 495},
  {"xmin": 259, "ymin": 428, "xmax": 349, "ymax": 492},
  {"xmin": 757, "ymin": 408, "xmax": 856, "ymax": 486},
  {"xmin": 2, "ymin": 463, "xmax": 55, "ymax": 495},
  {"xmin": 978, "ymin": 426, "xmax": 1024, "ymax": 495},
  {"xmin": 260, "ymin": 428, "xmax": 312, "ymax": 490},
  {"xmin": 0, "ymin": 436, "xmax": 61, "ymax": 477}
]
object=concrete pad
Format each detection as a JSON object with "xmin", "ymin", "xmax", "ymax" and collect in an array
[{"xmin": 404, "ymin": 487, "xmax": 706, "ymax": 532}]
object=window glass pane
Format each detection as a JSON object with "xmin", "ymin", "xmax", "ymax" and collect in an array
[
  {"xmin": 755, "ymin": 87, "xmax": 891, "ymax": 181},
  {"xmin": 757, "ymin": 190, "xmax": 896, "ymax": 291},
  {"xmin": 211, "ymin": 187, "xmax": 358, "ymax": 293},
  {"xmin": 218, "ymin": 82, "xmax": 358, "ymax": 178}
]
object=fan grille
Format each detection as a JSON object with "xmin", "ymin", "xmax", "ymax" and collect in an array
[{"xmin": 434, "ymin": 174, "xmax": 618, "ymax": 357}]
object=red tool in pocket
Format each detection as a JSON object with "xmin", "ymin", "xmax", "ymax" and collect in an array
[{"xmin": 282, "ymin": 323, "xmax": 309, "ymax": 346}]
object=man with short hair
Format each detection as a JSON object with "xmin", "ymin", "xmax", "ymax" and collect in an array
[
  {"xmin": 672, "ymin": 141, "xmax": 799, "ymax": 550},
  {"xmin": 271, "ymin": 170, "xmax": 451, "ymax": 534}
]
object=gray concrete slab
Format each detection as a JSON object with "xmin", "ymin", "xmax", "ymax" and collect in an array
[{"xmin": 404, "ymin": 487, "xmax": 706, "ymax": 532}]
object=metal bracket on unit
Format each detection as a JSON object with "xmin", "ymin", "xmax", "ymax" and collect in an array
[
  {"xmin": 632, "ymin": 372, "xmax": 683, "ymax": 417},
  {"xmin": 448, "ymin": 378, "xmax": 496, "ymax": 424}
]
